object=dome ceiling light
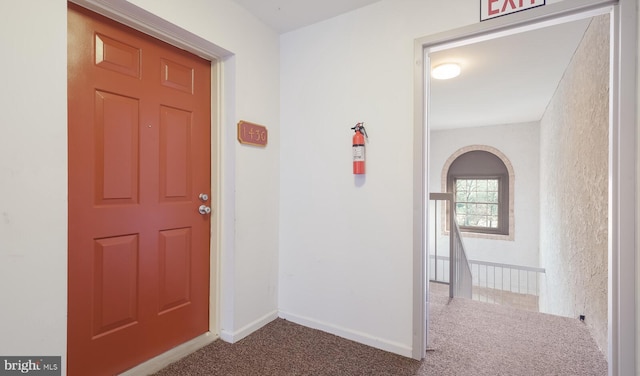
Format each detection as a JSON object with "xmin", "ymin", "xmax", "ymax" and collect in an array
[{"xmin": 431, "ymin": 63, "xmax": 461, "ymax": 80}]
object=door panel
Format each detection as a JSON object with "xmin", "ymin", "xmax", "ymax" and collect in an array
[
  {"xmin": 92, "ymin": 235, "xmax": 139, "ymax": 338},
  {"xmin": 68, "ymin": 4, "xmax": 211, "ymax": 375},
  {"xmin": 160, "ymin": 58, "xmax": 195, "ymax": 93},
  {"xmin": 95, "ymin": 33, "xmax": 141, "ymax": 78},
  {"xmin": 160, "ymin": 106, "xmax": 192, "ymax": 200},
  {"xmin": 158, "ymin": 228, "xmax": 192, "ymax": 313},
  {"xmin": 95, "ymin": 91, "xmax": 140, "ymax": 203}
]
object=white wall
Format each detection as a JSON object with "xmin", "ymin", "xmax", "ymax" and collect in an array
[
  {"xmin": 279, "ymin": 0, "xmax": 479, "ymax": 356},
  {"xmin": 0, "ymin": 0, "xmax": 280, "ymax": 373},
  {"xmin": 429, "ymin": 123, "xmax": 541, "ymax": 268},
  {"xmin": 0, "ymin": 0, "xmax": 68, "ymax": 365}
]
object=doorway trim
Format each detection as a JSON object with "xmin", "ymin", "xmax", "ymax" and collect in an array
[
  {"xmin": 412, "ymin": 1, "xmax": 637, "ymax": 375},
  {"xmin": 68, "ymin": 0, "xmax": 230, "ymax": 373}
]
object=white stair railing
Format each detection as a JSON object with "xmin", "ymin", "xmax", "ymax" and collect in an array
[
  {"xmin": 470, "ymin": 260, "xmax": 545, "ymax": 311},
  {"xmin": 430, "ymin": 254, "xmax": 546, "ymax": 311},
  {"xmin": 429, "ymin": 193, "xmax": 472, "ymax": 299},
  {"xmin": 452, "ymin": 219, "xmax": 473, "ymax": 299}
]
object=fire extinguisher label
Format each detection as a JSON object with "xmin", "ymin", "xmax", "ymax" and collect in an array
[{"xmin": 353, "ymin": 145, "xmax": 365, "ymax": 161}]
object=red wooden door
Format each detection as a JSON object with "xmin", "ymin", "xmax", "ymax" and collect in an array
[{"xmin": 67, "ymin": 4, "xmax": 211, "ymax": 375}]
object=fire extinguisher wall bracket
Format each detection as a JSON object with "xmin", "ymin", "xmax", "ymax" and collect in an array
[{"xmin": 351, "ymin": 122, "xmax": 367, "ymax": 175}]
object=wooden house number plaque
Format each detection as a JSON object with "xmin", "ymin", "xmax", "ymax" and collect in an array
[{"xmin": 237, "ymin": 121, "xmax": 268, "ymax": 147}]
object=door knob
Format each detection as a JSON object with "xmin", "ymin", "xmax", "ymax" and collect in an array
[{"xmin": 198, "ymin": 205, "xmax": 211, "ymax": 215}]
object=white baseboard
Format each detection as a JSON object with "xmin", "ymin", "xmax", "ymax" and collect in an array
[
  {"xmin": 220, "ymin": 310, "xmax": 279, "ymax": 343},
  {"xmin": 278, "ymin": 311, "xmax": 413, "ymax": 358},
  {"xmin": 118, "ymin": 332, "xmax": 217, "ymax": 376}
]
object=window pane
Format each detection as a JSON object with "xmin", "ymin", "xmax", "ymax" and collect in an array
[
  {"xmin": 467, "ymin": 180, "xmax": 477, "ymax": 191},
  {"xmin": 453, "ymin": 177, "xmax": 502, "ymax": 233},
  {"xmin": 465, "ymin": 204, "xmax": 475, "ymax": 215},
  {"xmin": 469, "ymin": 215, "xmax": 482, "ymax": 227}
]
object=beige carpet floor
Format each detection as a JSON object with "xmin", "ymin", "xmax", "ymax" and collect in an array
[{"xmin": 154, "ymin": 288, "xmax": 607, "ymax": 376}]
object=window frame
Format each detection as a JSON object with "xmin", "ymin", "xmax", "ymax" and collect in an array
[
  {"xmin": 451, "ymin": 175, "xmax": 507, "ymax": 235},
  {"xmin": 441, "ymin": 145, "xmax": 515, "ymax": 241}
]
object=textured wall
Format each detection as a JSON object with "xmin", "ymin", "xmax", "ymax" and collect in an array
[{"xmin": 539, "ymin": 15, "xmax": 609, "ymax": 356}]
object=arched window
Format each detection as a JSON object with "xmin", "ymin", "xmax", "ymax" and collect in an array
[{"xmin": 442, "ymin": 146, "xmax": 514, "ymax": 238}]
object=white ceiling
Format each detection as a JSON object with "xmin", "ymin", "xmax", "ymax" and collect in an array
[
  {"xmin": 429, "ymin": 18, "xmax": 591, "ymax": 130},
  {"xmin": 229, "ymin": 1, "xmax": 593, "ymax": 130},
  {"xmin": 229, "ymin": 0, "xmax": 383, "ymax": 33}
]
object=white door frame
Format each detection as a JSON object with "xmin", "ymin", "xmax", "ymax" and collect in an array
[
  {"xmin": 412, "ymin": 1, "xmax": 637, "ymax": 374},
  {"xmin": 68, "ymin": 1, "xmax": 231, "ymax": 373}
]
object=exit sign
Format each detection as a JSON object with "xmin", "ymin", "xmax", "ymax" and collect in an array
[{"xmin": 481, "ymin": 0, "xmax": 545, "ymax": 21}]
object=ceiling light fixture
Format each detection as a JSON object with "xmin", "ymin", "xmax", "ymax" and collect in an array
[{"xmin": 431, "ymin": 63, "xmax": 461, "ymax": 80}]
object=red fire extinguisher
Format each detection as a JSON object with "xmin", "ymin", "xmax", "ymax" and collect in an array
[{"xmin": 351, "ymin": 122, "xmax": 367, "ymax": 174}]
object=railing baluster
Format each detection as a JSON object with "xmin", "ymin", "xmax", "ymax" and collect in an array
[
  {"xmin": 500, "ymin": 266, "xmax": 503, "ymax": 305},
  {"xmin": 509, "ymin": 269, "xmax": 512, "ymax": 294},
  {"xmin": 492, "ymin": 266, "xmax": 496, "ymax": 304},
  {"xmin": 518, "ymin": 270, "xmax": 521, "ymax": 294},
  {"xmin": 484, "ymin": 265, "xmax": 488, "ymax": 302}
]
